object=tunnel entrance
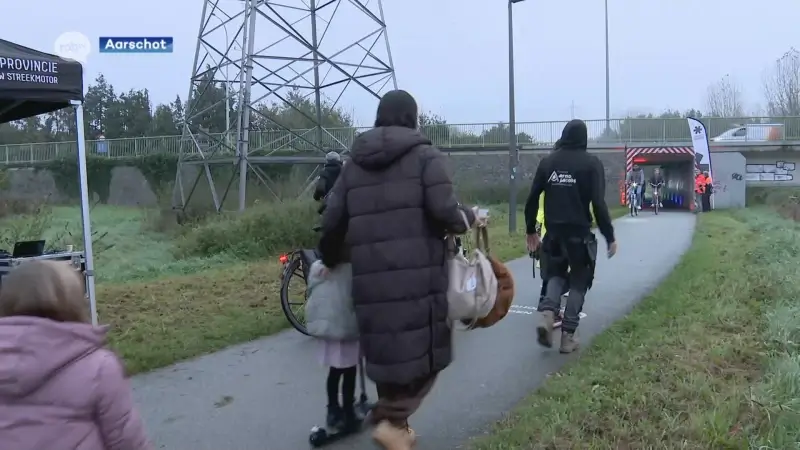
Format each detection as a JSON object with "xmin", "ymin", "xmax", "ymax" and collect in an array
[{"xmin": 622, "ymin": 146, "xmax": 696, "ymax": 210}]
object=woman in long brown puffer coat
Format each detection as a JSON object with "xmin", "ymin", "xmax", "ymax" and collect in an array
[{"xmin": 318, "ymin": 89, "xmax": 476, "ymax": 450}]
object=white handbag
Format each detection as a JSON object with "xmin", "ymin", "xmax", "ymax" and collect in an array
[{"xmin": 446, "ymin": 211, "xmax": 498, "ymax": 323}]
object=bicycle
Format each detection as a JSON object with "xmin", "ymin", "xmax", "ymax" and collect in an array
[
  {"xmin": 650, "ymin": 183, "xmax": 663, "ymax": 215},
  {"xmin": 279, "ymin": 237, "xmax": 319, "ymax": 336},
  {"xmin": 627, "ymin": 182, "xmax": 639, "ymax": 217}
]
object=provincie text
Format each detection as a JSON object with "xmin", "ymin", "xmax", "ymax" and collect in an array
[{"xmin": 0, "ymin": 57, "xmax": 59, "ymax": 84}]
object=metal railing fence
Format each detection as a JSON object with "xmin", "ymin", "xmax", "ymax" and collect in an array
[{"xmin": 2, "ymin": 116, "xmax": 799, "ymax": 164}]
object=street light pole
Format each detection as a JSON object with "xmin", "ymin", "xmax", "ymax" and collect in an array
[
  {"xmin": 604, "ymin": 0, "xmax": 610, "ymax": 134},
  {"xmin": 507, "ymin": 0, "xmax": 523, "ymax": 233}
]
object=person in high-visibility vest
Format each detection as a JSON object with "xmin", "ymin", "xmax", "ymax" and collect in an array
[
  {"xmin": 694, "ymin": 170, "xmax": 712, "ymax": 212},
  {"xmin": 694, "ymin": 170, "xmax": 704, "ymax": 211},
  {"xmin": 701, "ymin": 170, "xmax": 713, "ymax": 211}
]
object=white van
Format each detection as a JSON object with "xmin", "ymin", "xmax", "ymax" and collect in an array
[{"xmin": 710, "ymin": 123, "xmax": 784, "ymax": 142}]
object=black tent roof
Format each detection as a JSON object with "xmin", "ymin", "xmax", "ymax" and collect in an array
[{"xmin": 0, "ymin": 38, "xmax": 83, "ymax": 123}]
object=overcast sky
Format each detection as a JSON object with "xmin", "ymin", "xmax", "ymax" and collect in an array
[{"xmin": 5, "ymin": 0, "xmax": 799, "ymax": 127}]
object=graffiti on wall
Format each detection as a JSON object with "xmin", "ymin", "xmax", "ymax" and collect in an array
[
  {"xmin": 716, "ymin": 171, "xmax": 745, "ymax": 194},
  {"xmin": 745, "ymin": 161, "xmax": 795, "ymax": 181}
]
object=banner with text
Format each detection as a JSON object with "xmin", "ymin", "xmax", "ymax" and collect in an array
[{"xmin": 687, "ymin": 117, "xmax": 713, "ymax": 178}]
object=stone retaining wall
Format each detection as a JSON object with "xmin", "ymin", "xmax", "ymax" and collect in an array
[{"xmin": 0, "ymin": 150, "xmax": 627, "ymax": 207}]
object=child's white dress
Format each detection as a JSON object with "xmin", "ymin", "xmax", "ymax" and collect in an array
[{"xmin": 319, "ymin": 339, "xmax": 360, "ymax": 369}]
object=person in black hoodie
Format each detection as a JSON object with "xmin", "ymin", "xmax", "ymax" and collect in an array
[
  {"xmin": 313, "ymin": 151, "xmax": 343, "ymax": 201},
  {"xmin": 524, "ymin": 119, "xmax": 617, "ymax": 353}
]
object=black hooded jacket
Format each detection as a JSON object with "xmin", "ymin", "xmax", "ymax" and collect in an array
[
  {"xmin": 313, "ymin": 161, "xmax": 343, "ymax": 201},
  {"xmin": 524, "ymin": 120, "xmax": 615, "ymax": 245},
  {"xmin": 318, "ymin": 125, "xmax": 473, "ymax": 384}
]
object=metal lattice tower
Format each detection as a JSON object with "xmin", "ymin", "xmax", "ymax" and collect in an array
[{"xmin": 174, "ymin": 0, "xmax": 397, "ymax": 212}]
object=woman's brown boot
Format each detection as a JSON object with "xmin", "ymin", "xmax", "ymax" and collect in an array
[{"xmin": 373, "ymin": 420, "xmax": 414, "ymax": 450}]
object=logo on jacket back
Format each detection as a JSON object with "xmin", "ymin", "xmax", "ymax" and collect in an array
[{"xmin": 547, "ymin": 171, "xmax": 576, "ymax": 185}]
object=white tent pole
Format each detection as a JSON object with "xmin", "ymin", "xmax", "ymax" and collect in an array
[{"xmin": 72, "ymin": 101, "xmax": 98, "ymax": 326}]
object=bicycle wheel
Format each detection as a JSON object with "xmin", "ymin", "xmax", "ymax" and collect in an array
[{"xmin": 280, "ymin": 255, "xmax": 311, "ymax": 336}]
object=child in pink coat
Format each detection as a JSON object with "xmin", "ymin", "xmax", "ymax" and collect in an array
[{"xmin": 0, "ymin": 260, "xmax": 152, "ymax": 450}]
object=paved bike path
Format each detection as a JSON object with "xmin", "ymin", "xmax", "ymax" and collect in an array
[{"xmin": 132, "ymin": 212, "xmax": 696, "ymax": 450}]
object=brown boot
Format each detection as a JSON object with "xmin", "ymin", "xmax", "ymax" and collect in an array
[
  {"xmin": 559, "ymin": 331, "xmax": 579, "ymax": 353},
  {"xmin": 536, "ymin": 310, "xmax": 555, "ymax": 348},
  {"xmin": 373, "ymin": 420, "xmax": 414, "ymax": 450}
]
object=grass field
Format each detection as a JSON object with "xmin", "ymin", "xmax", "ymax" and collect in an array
[
  {"xmin": 469, "ymin": 209, "xmax": 800, "ymax": 449},
  {"xmin": 0, "ymin": 201, "xmax": 627, "ymax": 375},
  {"xmin": 0, "ymin": 203, "xmax": 525, "ymax": 373},
  {"xmin": 99, "ymin": 204, "xmax": 537, "ymax": 374}
]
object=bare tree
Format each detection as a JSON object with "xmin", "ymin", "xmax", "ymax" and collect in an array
[
  {"xmin": 763, "ymin": 48, "xmax": 800, "ymax": 116},
  {"xmin": 749, "ymin": 103, "xmax": 766, "ymax": 117},
  {"xmin": 706, "ymin": 74, "xmax": 744, "ymax": 117}
]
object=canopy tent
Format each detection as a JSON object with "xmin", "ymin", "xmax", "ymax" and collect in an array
[
  {"xmin": 0, "ymin": 38, "xmax": 98, "ymax": 325},
  {"xmin": 0, "ymin": 39, "xmax": 83, "ymax": 121}
]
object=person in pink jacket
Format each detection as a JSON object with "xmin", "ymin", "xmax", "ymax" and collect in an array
[{"xmin": 0, "ymin": 260, "xmax": 152, "ymax": 450}]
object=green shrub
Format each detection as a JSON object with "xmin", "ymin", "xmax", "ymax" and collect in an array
[
  {"xmin": 175, "ymin": 199, "xmax": 319, "ymax": 259},
  {"xmin": 38, "ymin": 155, "xmax": 117, "ymax": 203},
  {"xmin": 174, "ymin": 183, "xmax": 516, "ymax": 261},
  {"xmin": 746, "ymin": 186, "xmax": 800, "ymax": 207},
  {"xmin": 0, "ymin": 201, "xmax": 56, "ymax": 251}
]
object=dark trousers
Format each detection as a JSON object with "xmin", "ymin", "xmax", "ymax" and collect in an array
[
  {"xmin": 539, "ymin": 275, "xmax": 569, "ymax": 302},
  {"xmin": 701, "ymin": 192, "xmax": 711, "ymax": 212},
  {"xmin": 537, "ymin": 233, "xmax": 597, "ymax": 333},
  {"xmin": 326, "ymin": 366, "xmax": 356, "ymax": 409}
]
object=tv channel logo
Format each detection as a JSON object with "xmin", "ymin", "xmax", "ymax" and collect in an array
[
  {"xmin": 54, "ymin": 31, "xmax": 92, "ymax": 63},
  {"xmin": 98, "ymin": 37, "xmax": 173, "ymax": 54}
]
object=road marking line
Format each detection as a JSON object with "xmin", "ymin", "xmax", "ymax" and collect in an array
[{"xmin": 507, "ymin": 307, "xmax": 587, "ymax": 319}]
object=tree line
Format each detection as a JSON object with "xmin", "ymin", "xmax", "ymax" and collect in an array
[
  {"xmin": 0, "ymin": 68, "xmax": 534, "ymax": 150},
  {"xmin": 1, "ymin": 48, "xmax": 798, "ymax": 147},
  {"xmin": 609, "ymin": 47, "xmax": 800, "ymax": 141}
]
